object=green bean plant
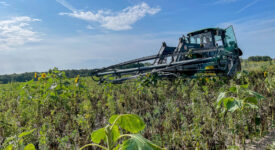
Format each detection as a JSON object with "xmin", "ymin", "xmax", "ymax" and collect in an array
[
  {"xmin": 3, "ymin": 129, "xmax": 36, "ymax": 150},
  {"xmin": 80, "ymin": 114, "xmax": 166, "ymax": 150},
  {"xmin": 216, "ymin": 83, "xmax": 265, "ymax": 148},
  {"xmin": 216, "ymin": 83, "xmax": 264, "ymax": 113}
]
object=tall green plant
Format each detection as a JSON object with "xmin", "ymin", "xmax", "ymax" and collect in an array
[
  {"xmin": 216, "ymin": 83, "xmax": 265, "ymax": 148},
  {"xmin": 3, "ymin": 129, "xmax": 36, "ymax": 150},
  {"xmin": 80, "ymin": 114, "xmax": 166, "ymax": 150},
  {"xmin": 216, "ymin": 84, "xmax": 264, "ymax": 112}
]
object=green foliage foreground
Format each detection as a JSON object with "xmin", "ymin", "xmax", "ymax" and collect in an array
[
  {"xmin": 0, "ymin": 65, "xmax": 274, "ymax": 149},
  {"xmin": 80, "ymin": 114, "xmax": 165, "ymax": 150}
]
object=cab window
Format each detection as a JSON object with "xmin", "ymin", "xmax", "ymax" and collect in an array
[
  {"xmin": 215, "ymin": 35, "xmax": 223, "ymax": 47},
  {"xmin": 190, "ymin": 36, "xmax": 200, "ymax": 44},
  {"xmin": 225, "ymin": 26, "xmax": 238, "ymax": 51}
]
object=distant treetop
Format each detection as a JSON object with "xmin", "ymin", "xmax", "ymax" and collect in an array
[{"xmin": 248, "ymin": 56, "xmax": 272, "ymax": 62}]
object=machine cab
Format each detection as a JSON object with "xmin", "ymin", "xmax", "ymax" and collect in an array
[
  {"xmin": 187, "ymin": 28, "xmax": 225, "ymax": 49},
  {"xmin": 186, "ymin": 26, "xmax": 242, "ymax": 56}
]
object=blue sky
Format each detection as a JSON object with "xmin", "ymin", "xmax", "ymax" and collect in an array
[{"xmin": 0, "ymin": 0, "xmax": 274, "ymax": 74}]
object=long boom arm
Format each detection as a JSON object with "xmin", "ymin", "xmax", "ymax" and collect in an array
[{"xmin": 90, "ymin": 26, "xmax": 242, "ymax": 83}]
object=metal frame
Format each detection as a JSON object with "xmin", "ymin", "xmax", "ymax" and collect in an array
[{"xmin": 90, "ymin": 26, "xmax": 243, "ymax": 83}]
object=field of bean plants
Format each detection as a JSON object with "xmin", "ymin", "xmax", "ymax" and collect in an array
[{"xmin": 0, "ymin": 60, "xmax": 274, "ymax": 150}]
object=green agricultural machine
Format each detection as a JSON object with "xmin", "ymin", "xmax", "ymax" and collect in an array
[{"xmin": 91, "ymin": 26, "xmax": 243, "ymax": 83}]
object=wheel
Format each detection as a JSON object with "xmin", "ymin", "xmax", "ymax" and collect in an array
[
  {"xmin": 236, "ymin": 58, "xmax": 241, "ymax": 71},
  {"xmin": 227, "ymin": 58, "xmax": 241, "ymax": 77}
]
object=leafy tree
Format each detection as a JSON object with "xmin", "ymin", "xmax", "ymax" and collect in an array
[{"xmin": 248, "ymin": 56, "xmax": 272, "ymax": 62}]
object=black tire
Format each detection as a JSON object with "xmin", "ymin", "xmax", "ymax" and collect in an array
[
  {"xmin": 236, "ymin": 58, "xmax": 242, "ymax": 71},
  {"xmin": 227, "ymin": 58, "xmax": 240, "ymax": 77}
]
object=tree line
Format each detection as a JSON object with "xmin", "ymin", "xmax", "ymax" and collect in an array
[
  {"xmin": 0, "ymin": 63, "xmax": 150, "ymax": 84},
  {"xmin": 0, "ymin": 69, "xmax": 92, "ymax": 84},
  {"xmin": 247, "ymin": 56, "xmax": 272, "ymax": 62}
]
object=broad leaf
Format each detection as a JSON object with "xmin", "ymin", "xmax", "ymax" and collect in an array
[
  {"xmin": 217, "ymin": 92, "xmax": 226, "ymax": 106},
  {"xmin": 19, "ymin": 129, "xmax": 36, "ymax": 138},
  {"xmin": 109, "ymin": 114, "xmax": 145, "ymax": 133},
  {"xmin": 229, "ymin": 87, "xmax": 237, "ymax": 93},
  {"xmin": 5, "ymin": 145, "xmax": 13, "ymax": 150},
  {"xmin": 244, "ymin": 103, "xmax": 258, "ymax": 109},
  {"xmin": 244, "ymin": 97, "xmax": 258, "ymax": 105},
  {"xmin": 24, "ymin": 143, "xmax": 36, "ymax": 150},
  {"xmin": 240, "ymin": 84, "xmax": 249, "ymax": 89},
  {"xmin": 225, "ymin": 99, "xmax": 240, "ymax": 112},
  {"xmin": 113, "ymin": 144, "xmax": 121, "ymax": 150},
  {"xmin": 91, "ymin": 128, "xmax": 106, "ymax": 144},
  {"xmin": 248, "ymin": 91, "xmax": 265, "ymax": 100},
  {"xmin": 222, "ymin": 97, "xmax": 234, "ymax": 108},
  {"xmin": 112, "ymin": 125, "xmax": 120, "ymax": 142},
  {"xmin": 120, "ymin": 134, "xmax": 166, "ymax": 150}
]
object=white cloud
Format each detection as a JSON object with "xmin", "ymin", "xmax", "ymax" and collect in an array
[
  {"xmin": 56, "ymin": 0, "xmax": 76, "ymax": 12},
  {"xmin": 0, "ymin": 16, "xmax": 41, "ymax": 50},
  {"xmin": 86, "ymin": 25, "xmax": 94, "ymax": 30},
  {"xmin": 0, "ymin": 1, "xmax": 9, "ymax": 6},
  {"xmin": 236, "ymin": 0, "xmax": 259, "ymax": 14},
  {"xmin": 59, "ymin": 2, "xmax": 161, "ymax": 31}
]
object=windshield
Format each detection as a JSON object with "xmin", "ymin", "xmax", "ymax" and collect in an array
[
  {"xmin": 190, "ymin": 35, "xmax": 200, "ymax": 44},
  {"xmin": 225, "ymin": 26, "xmax": 238, "ymax": 51},
  {"xmin": 189, "ymin": 32, "xmax": 214, "ymax": 48}
]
